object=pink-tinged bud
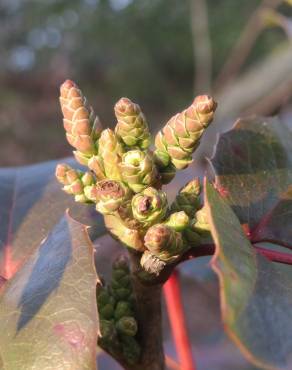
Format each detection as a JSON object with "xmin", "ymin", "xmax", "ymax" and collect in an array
[
  {"xmin": 155, "ymin": 95, "xmax": 217, "ymax": 169},
  {"xmin": 114, "ymin": 97, "xmax": 151, "ymax": 149}
]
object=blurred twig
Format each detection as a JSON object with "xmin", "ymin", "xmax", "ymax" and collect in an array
[
  {"xmin": 215, "ymin": 42, "xmax": 292, "ymax": 121},
  {"xmin": 214, "ymin": 0, "xmax": 284, "ymax": 92},
  {"xmin": 190, "ymin": 0, "xmax": 212, "ymax": 93}
]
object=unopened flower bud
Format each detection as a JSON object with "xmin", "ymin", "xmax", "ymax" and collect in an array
[
  {"xmin": 171, "ymin": 178, "xmax": 201, "ymax": 217},
  {"xmin": 155, "ymin": 95, "xmax": 217, "ymax": 169},
  {"xmin": 116, "ymin": 316, "xmax": 138, "ymax": 337},
  {"xmin": 55, "ymin": 163, "xmax": 96, "ymax": 203},
  {"xmin": 144, "ymin": 224, "xmax": 184, "ymax": 262},
  {"xmin": 98, "ymin": 128, "xmax": 124, "ymax": 181},
  {"xmin": 131, "ymin": 187, "xmax": 168, "ymax": 226},
  {"xmin": 164, "ymin": 211, "xmax": 189, "ymax": 231},
  {"xmin": 120, "ymin": 150, "xmax": 158, "ymax": 193},
  {"xmin": 94, "ymin": 180, "xmax": 131, "ymax": 215},
  {"xmin": 114, "ymin": 301, "xmax": 133, "ymax": 321},
  {"xmin": 114, "ymin": 97, "xmax": 151, "ymax": 149},
  {"xmin": 59, "ymin": 80, "xmax": 102, "ymax": 160}
]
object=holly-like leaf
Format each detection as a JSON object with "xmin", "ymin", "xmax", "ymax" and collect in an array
[
  {"xmin": 211, "ymin": 117, "xmax": 292, "ymax": 247},
  {"xmin": 0, "ymin": 158, "xmax": 105, "ymax": 280},
  {"xmin": 205, "ymin": 181, "xmax": 292, "ymax": 370},
  {"xmin": 0, "ymin": 213, "xmax": 99, "ymax": 370}
]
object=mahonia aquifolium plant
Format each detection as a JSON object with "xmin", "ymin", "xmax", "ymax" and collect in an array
[{"xmin": 55, "ymin": 79, "xmax": 217, "ymax": 364}]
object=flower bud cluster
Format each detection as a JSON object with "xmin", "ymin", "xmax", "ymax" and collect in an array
[
  {"xmin": 97, "ymin": 256, "xmax": 141, "ymax": 364},
  {"xmin": 56, "ymin": 80, "xmax": 216, "ymax": 275},
  {"xmin": 55, "ymin": 163, "xmax": 96, "ymax": 203}
]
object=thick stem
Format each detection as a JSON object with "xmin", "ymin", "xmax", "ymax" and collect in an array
[{"xmin": 128, "ymin": 251, "xmax": 165, "ymax": 370}]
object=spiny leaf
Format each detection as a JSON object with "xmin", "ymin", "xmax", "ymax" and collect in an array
[
  {"xmin": 210, "ymin": 116, "xmax": 292, "ymax": 248},
  {"xmin": 205, "ymin": 181, "xmax": 292, "ymax": 370},
  {"xmin": 0, "ymin": 158, "xmax": 105, "ymax": 281},
  {"xmin": 0, "ymin": 213, "xmax": 100, "ymax": 370}
]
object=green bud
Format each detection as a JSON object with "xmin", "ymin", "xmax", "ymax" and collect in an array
[
  {"xmin": 171, "ymin": 178, "xmax": 201, "ymax": 217},
  {"xmin": 121, "ymin": 336, "xmax": 141, "ymax": 364},
  {"xmin": 164, "ymin": 211, "xmax": 189, "ymax": 231},
  {"xmin": 114, "ymin": 97, "xmax": 151, "ymax": 149},
  {"xmin": 114, "ymin": 301, "xmax": 133, "ymax": 320},
  {"xmin": 112, "ymin": 287, "xmax": 132, "ymax": 300},
  {"xmin": 112, "ymin": 268, "xmax": 128, "ymax": 281},
  {"xmin": 55, "ymin": 163, "xmax": 96, "ymax": 204},
  {"xmin": 183, "ymin": 220, "xmax": 202, "ymax": 246},
  {"xmin": 193, "ymin": 206, "xmax": 210, "ymax": 235},
  {"xmin": 131, "ymin": 187, "xmax": 168, "ymax": 227},
  {"xmin": 98, "ymin": 320, "xmax": 119, "ymax": 350},
  {"xmin": 97, "ymin": 289, "xmax": 115, "ymax": 307},
  {"xmin": 155, "ymin": 95, "xmax": 217, "ymax": 169},
  {"xmin": 99, "ymin": 303, "xmax": 115, "ymax": 320},
  {"xmin": 92, "ymin": 180, "xmax": 131, "ymax": 215},
  {"xmin": 116, "ymin": 316, "xmax": 138, "ymax": 336},
  {"xmin": 98, "ymin": 128, "xmax": 124, "ymax": 181},
  {"xmin": 120, "ymin": 150, "xmax": 158, "ymax": 193},
  {"xmin": 144, "ymin": 224, "xmax": 185, "ymax": 262}
]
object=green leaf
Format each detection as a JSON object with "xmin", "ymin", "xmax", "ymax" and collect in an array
[
  {"xmin": 0, "ymin": 213, "xmax": 99, "ymax": 370},
  {"xmin": 0, "ymin": 158, "xmax": 105, "ymax": 280},
  {"xmin": 210, "ymin": 117, "xmax": 292, "ymax": 247},
  {"xmin": 205, "ymin": 181, "xmax": 292, "ymax": 370}
]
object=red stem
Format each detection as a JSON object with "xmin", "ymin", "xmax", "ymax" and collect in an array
[
  {"xmin": 163, "ymin": 270, "xmax": 196, "ymax": 370},
  {"xmin": 163, "ymin": 243, "xmax": 292, "ymax": 370},
  {"xmin": 184, "ymin": 243, "xmax": 292, "ymax": 265}
]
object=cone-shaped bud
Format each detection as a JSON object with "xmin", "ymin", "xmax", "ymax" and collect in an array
[
  {"xmin": 97, "ymin": 287, "xmax": 116, "ymax": 320},
  {"xmin": 116, "ymin": 316, "xmax": 138, "ymax": 337},
  {"xmin": 121, "ymin": 336, "xmax": 141, "ymax": 365},
  {"xmin": 110, "ymin": 257, "xmax": 134, "ymax": 300},
  {"xmin": 155, "ymin": 95, "xmax": 217, "ymax": 169},
  {"xmin": 114, "ymin": 301, "xmax": 133, "ymax": 320},
  {"xmin": 144, "ymin": 224, "xmax": 184, "ymax": 262},
  {"xmin": 171, "ymin": 178, "xmax": 201, "ymax": 217},
  {"xmin": 98, "ymin": 129, "xmax": 124, "ymax": 181},
  {"xmin": 91, "ymin": 180, "xmax": 131, "ymax": 215},
  {"xmin": 131, "ymin": 187, "xmax": 168, "ymax": 227},
  {"xmin": 120, "ymin": 150, "xmax": 158, "ymax": 193},
  {"xmin": 59, "ymin": 80, "xmax": 102, "ymax": 159},
  {"xmin": 164, "ymin": 211, "xmax": 189, "ymax": 231},
  {"xmin": 55, "ymin": 163, "xmax": 95, "ymax": 203},
  {"xmin": 114, "ymin": 97, "xmax": 151, "ymax": 149}
]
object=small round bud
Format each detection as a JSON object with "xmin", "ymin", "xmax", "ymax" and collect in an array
[
  {"xmin": 114, "ymin": 301, "xmax": 133, "ymax": 320},
  {"xmin": 164, "ymin": 211, "xmax": 189, "ymax": 231},
  {"xmin": 120, "ymin": 150, "xmax": 158, "ymax": 193},
  {"xmin": 131, "ymin": 187, "xmax": 168, "ymax": 227},
  {"xmin": 94, "ymin": 180, "xmax": 131, "ymax": 215},
  {"xmin": 116, "ymin": 316, "xmax": 138, "ymax": 337}
]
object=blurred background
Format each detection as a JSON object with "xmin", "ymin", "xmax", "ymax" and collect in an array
[
  {"xmin": 0, "ymin": 0, "xmax": 292, "ymax": 167},
  {"xmin": 1, "ymin": 1, "xmax": 292, "ymax": 369}
]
